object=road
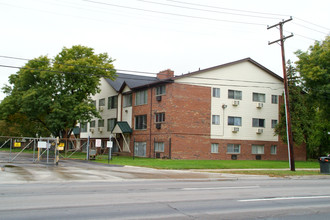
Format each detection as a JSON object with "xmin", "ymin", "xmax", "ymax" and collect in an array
[
  {"xmin": 1, "ymin": 152, "xmax": 330, "ymax": 219},
  {"xmin": 1, "ymin": 177, "xmax": 330, "ymax": 219}
]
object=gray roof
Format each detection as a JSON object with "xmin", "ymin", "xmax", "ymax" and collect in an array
[{"xmin": 105, "ymin": 73, "xmax": 159, "ymax": 92}]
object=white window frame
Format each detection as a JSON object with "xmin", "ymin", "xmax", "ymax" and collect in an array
[
  {"xmin": 271, "ymin": 95, "xmax": 278, "ymax": 104},
  {"xmin": 228, "ymin": 116, "xmax": 242, "ymax": 126},
  {"xmin": 156, "ymin": 85, "xmax": 166, "ymax": 96},
  {"xmin": 212, "ymin": 115, "xmax": 220, "ymax": 125},
  {"xmin": 252, "ymin": 118, "xmax": 265, "ymax": 127},
  {"xmin": 271, "ymin": 145, "xmax": 277, "ymax": 155},
  {"xmin": 212, "ymin": 88, "xmax": 220, "ymax": 98},
  {"xmin": 123, "ymin": 93, "xmax": 132, "ymax": 107},
  {"xmin": 107, "ymin": 118, "xmax": 116, "ymax": 132},
  {"xmin": 211, "ymin": 143, "xmax": 219, "ymax": 153},
  {"xmin": 135, "ymin": 90, "xmax": 148, "ymax": 106},
  {"xmin": 271, "ymin": 119, "xmax": 278, "ymax": 128},
  {"xmin": 155, "ymin": 112, "xmax": 165, "ymax": 123},
  {"xmin": 135, "ymin": 115, "xmax": 147, "ymax": 130},
  {"xmin": 227, "ymin": 144, "xmax": 240, "ymax": 154},
  {"xmin": 108, "ymin": 96, "xmax": 118, "ymax": 109},
  {"xmin": 252, "ymin": 145, "xmax": 264, "ymax": 154},
  {"xmin": 228, "ymin": 90, "xmax": 242, "ymax": 100},
  {"xmin": 253, "ymin": 92, "xmax": 266, "ymax": 102},
  {"xmin": 98, "ymin": 119, "xmax": 104, "ymax": 128},
  {"xmin": 154, "ymin": 142, "xmax": 164, "ymax": 152}
]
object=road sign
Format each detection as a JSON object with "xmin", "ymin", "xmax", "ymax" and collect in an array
[
  {"xmin": 107, "ymin": 141, "xmax": 113, "ymax": 148},
  {"xmin": 96, "ymin": 139, "xmax": 102, "ymax": 148},
  {"xmin": 58, "ymin": 142, "xmax": 65, "ymax": 151},
  {"xmin": 14, "ymin": 142, "xmax": 21, "ymax": 147}
]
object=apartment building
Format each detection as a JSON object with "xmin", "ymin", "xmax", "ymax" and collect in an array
[{"xmin": 80, "ymin": 58, "xmax": 306, "ymax": 160}]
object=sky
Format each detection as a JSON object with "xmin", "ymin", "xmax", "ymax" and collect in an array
[{"xmin": 0, "ymin": 0, "xmax": 329, "ymax": 100}]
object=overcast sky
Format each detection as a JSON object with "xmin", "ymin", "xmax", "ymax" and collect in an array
[{"xmin": 1, "ymin": 0, "xmax": 329, "ymax": 100}]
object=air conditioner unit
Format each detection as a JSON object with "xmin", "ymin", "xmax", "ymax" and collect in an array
[
  {"xmin": 256, "ymin": 128, "xmax": 263, "ymax": 134},
  {"xmin": 232, "ymin": 127, "xmax": 239, "ymax": 133},
  {"xmin": 156, "ymin": 123, "xmax": 161, "ymax": 129},
  {"xmin": 232, "ymin": 100, "xmax": 239, "ymax": 106},
  {"xmin": 99, "ymin": 106, "xmax": 104, "ymax": 112},
  {"xmin": 156, "ymin": 96, "xmax": 162, "ymax": 101},
  {"xmin": 90, "ymin": 128, "xmax": 94, "ymax": 133},
  {"xmin": 257, "ymin": 102, "xmax": 263, "ymax": 108},
  {"xmin": 98, "ymin": 128, "xmax": 103, "ymax": 133}
]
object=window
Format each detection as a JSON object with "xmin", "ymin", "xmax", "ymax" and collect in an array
[
  {"xmin": 107, "ymin": 118, "xmax": 117, "ymax": 132},
  {"xmin": 99, "ymin": 98, "xmax": 105, "ymax": 107},
  {"xmin": 90, "ymin": 120, "xmax": 95, "ymax": 128},
  {"xmin": 156, "ymin": 85, "xmax": 166, "ymax": 96},
  {"xmin": 228, "ymin": 116, "xmax": 242, "ymax": 126},
  {"xmin": 135, "ymin": 90, "xmax": 148, "ymax": 106},
  {"xmin": 80, "ymin": 123, "xmax": 87, "ymax": 132},
  {"xmin": 271, "ymin": 145, "xmax": 277, "ymax": 155},
  {"xmin": 108, "ymin": 96, "xmax": 118, "ymax": 109},
  {"xmin": 228, "ymin": 90, "xmax": 242, "ymax": 100},
  {"xmin": 212, "ymin": 88, "xmax": 220, "ymax": 98},
  {"xmin": 211, "ymin": 143, "xmax": 219, "ymax": 153},
  {"xmin": 154, "ymin": 142, "xmax": 164, "ymax": 152},
  {"xmin": 123, "ymin": 93, "xmax": 132, "ymax": 107},
  {"xmin": 134, "ymin": 142, "xmax": 146, "ymax": 157},
  {"xmin": 271, "ymin": 95, "xmax": 278, "ymax": 104},
  {"xmin": 98, "ymin": 119, "xmax": 104, "ymax": 127},
  {"xmin": 227, "ymin": 144, "xmax": 240, "ymax": 154},
  {"xmin": 155, "ymin": 113, "xmax": 165, "ymax": 123},
  {"xmin": 253, "ymin": 92, "xmax": 266, "ymax": 102},
  {"xmin": 271, "ymin": 120, "xmax": 278, "ymax": 128},
  {"xmin": 212, "ymin": 115, "xmax": 220, "ymax": 125},
  {"xmin": 253, "ymin": 118, "xmax": 265, "ymax": 127},
  {"xmin": 135, "ymin": 115, "xmax": 147, "ymax": 130},
  {"xmin": 252, "ymin": 145, "xmax": 264, "ymax": 154}
]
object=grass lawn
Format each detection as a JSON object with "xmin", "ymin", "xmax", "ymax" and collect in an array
[
  {"xmin": 1, "ymin": 148, "xmax": 320, "ymax": 170},
  {"xmin": 85, "ymin": 155, "xmax": 319, "ymax": 170}
]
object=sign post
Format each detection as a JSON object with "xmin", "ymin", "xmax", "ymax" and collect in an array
[{"xmin": 107, "ymin": 140, "xmax": 113, "ymax": 164}]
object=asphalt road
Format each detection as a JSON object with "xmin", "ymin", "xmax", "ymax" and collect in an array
[
  {"xmin": 1, "ymin": 178, "xmax": 330, "ymax": 219},
  {"xmin": 1, "ymin": 151, "xmax": 330, "ymax": 219}
]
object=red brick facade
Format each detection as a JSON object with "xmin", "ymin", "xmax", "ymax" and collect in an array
[{"xmin": 128, "ymin": 82, "xmax": 306, "ymax": 161}]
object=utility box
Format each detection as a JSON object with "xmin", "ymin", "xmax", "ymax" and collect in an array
[{"xmin": 319, "ymin": 157, "xmax": 330, "ymax": 174}]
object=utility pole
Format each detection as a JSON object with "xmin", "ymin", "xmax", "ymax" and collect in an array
[{"xmin": 268, "ymin": 17, "xmax": 295, "ymax": 171}]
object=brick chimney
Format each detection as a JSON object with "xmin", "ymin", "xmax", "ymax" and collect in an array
[{"xmin": 157, "ymin": 69, "xmax": 174, "ymax": 80}]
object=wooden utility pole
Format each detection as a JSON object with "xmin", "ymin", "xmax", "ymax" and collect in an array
[{"xmin": 268, "ymin": 17, "xmax": 295, "ymax": 171}]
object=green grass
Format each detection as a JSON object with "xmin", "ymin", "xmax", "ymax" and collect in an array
[
  {"xmin": 218, "ymin": 170, "xmax": 322, "ymax": 177},
  {"xmin": 83, "ymin": 155, "xmax": 319, "ymax": 170},
  {"xmin": 1, "ymin": 148, "xmax": 320, "ymax": 170}
]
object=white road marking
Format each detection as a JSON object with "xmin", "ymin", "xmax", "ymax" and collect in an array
[
  {"xmin": 182, "ymin": 186, "xmax": 260, "ymax": 191},
  {"xmin": 239, "ymin": 195, "xmax": 330, "ymax": 202}
]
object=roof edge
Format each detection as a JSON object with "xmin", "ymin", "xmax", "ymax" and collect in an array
[{"xmin": 174, "ymin": 58, "xmax": 283, "ymax": 82}]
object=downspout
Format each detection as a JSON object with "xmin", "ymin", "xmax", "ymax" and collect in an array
[{"xmin": 149, "ymin": 85, "xmax": 153, "ymax": 158}]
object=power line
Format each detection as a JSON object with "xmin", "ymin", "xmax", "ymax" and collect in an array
[
  {"xmin": 82, "ymin": 0, "xmax": 267, "ymax": 26},
  {"xmin": 167, "ymin": 0, "xmax": 330, "ymax": 33},
  {"xmin": 0, "ymin": 64, "xmax": 283, "ymax": 89},
  {"xmin": 293, "ymin": 22, "xmax": 329, "ymax": 35},
  {"xmin": 136, "ymin": 0, "xmax": 283, "ymax": 20},
  {"xmin": 0, "ymin": 54, "xmax": 283, "ymax": 85},
  {"xmin": 166, "ymin": 0, "xmax": 290, "ymax": 17}
]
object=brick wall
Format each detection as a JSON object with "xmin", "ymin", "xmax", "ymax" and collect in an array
[{"xmin": 129, "ymin": 82, "xmax": 306, "ymax": 161}]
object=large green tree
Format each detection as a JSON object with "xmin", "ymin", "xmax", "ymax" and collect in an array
[
  {"xmin": 275, "ymin": 61, "xmax": 313, "ymax": 148},
  {"xmin": 0, "ymin": 45, "xmax": 116, "ymax": 138},
  {"xmin": 295, "ymin": 36, "xmax": 330, "ymax": 157}
]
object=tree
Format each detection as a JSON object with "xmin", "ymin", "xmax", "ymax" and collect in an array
[
  {"xmin": 295, "ymin": 36, "xmax": 330, "ymax": 157},
  {"xmin": 275, "ymin": 61, "xmax": 313, "ymax": 148},
  {"xmin": 0, "ymin": 45, "xmax": 116, "ymax": 138},
  {"xmin": 295, "ymin": 36, "xmax": 329, "ymax": 115}
]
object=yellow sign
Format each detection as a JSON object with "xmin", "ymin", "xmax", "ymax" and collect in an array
[
  {"xmin": 14, "ymin": 142, "xmax": 21, "ymax": 148},
  {"xmin": 58, "ymin": 142, "xmax": 65, "ymax": 151}
]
